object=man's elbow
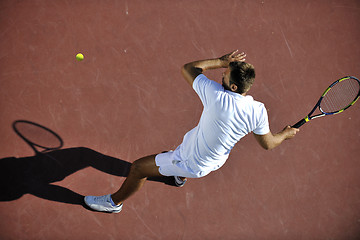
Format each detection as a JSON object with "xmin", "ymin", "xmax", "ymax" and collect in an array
[
  {"xmin": 181, "ymin": 65, "xmax": 192, "ymax": 86},
  {"xmin": 254, "ymin": 132, "xmax": 280, "ymax": 151},
  {"xmin": 181, "ymin": 64, "xmax": 202, "ymax": 86},
  {"xmin": 264, "ymin": 145, "xmax": 275, "ymax": 150},
  {"xmin": 261, "ymin": 143, "xmax": 272, "ymax": 150},
  {"xmin": 181, "ymin": 63, "xmax": 196, "ymax": 76},
  {"xmin": 181, "ymin": 64, "xmax": 189, "ymax": 76},
  {"xmin": 259, "ymin": 140, "xmax": 277, "ymax": 150}
]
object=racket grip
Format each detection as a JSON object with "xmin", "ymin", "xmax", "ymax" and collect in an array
[{"xmin": 291, "ymin": 118, "xmax": 307, "ymax": 128}]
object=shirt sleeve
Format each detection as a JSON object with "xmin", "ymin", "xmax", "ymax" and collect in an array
[
  {"xmin": 253, "ymin": 104, "xmax": 270, "ymax": 135},
  {"xmin": 193, "ymin": 74, "xmax": 222, "ymax": 108}
]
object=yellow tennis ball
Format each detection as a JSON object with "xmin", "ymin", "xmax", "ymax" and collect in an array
[{"xmin": 76, "ymin": 53, "xmax": 84, "ymax": 61}]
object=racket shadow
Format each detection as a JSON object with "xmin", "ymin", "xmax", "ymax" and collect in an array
[{"xmin": 0, "ymin": 121, "xmax": 176, "ymax": 209}]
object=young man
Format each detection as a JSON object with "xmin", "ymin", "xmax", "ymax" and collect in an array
[{"xmin": 84, "ymin": 50, "xmax": 299, "ymax": 213}]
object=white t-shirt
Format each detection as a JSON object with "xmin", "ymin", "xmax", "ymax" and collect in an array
[{"xmin": 178, "ymin": 74, "xmax": 270, "ymax": 174}]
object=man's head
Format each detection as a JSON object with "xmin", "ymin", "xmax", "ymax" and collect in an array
[{"xmin": 222, "ymin": 62, "xmax": 255, "ymax": 95}]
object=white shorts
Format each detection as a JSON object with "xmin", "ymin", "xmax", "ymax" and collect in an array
[{"xmin": 155, "ymin": 148, "xmax": 210, "ymax": 178}]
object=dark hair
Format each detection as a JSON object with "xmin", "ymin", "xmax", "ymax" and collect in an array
[{"xmin": 229, "ymin": 62, "xmax": 255, "ymax": 94}]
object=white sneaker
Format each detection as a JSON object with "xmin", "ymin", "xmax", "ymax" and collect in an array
[
  {"xmin": 174, "ymin": 176, "xmax": 187, "ymax": 187},
  {"xmin": 84, "ymin": 194, "xmax": 123, "ymax": 213}
]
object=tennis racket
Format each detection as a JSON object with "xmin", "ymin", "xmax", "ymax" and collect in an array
[{"xmin": 292, "ymin": 76, "xmax": 360, "ymax": 128}]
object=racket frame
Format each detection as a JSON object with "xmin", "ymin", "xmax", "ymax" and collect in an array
[{"xmin": 292, "ymin": 76, "xmax": 360, "ymax": 128}]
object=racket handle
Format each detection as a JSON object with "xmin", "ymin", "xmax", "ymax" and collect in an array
[{"xmin": 291, "ymin": 118, "xmax": 307, "ymax": 128}]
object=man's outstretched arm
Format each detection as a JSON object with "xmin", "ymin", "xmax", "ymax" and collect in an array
[
  {"xmin": 181, "ymin": 50, "xmax": 246, "ymax": 87},
  {"xmin": 253, "ymin": 126, "xmax": 299, "ymax": 150}
]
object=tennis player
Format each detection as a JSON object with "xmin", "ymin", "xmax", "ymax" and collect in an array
[{"xmin": 84, "ymin": 50, "xmax": 299, "ymax": 213}]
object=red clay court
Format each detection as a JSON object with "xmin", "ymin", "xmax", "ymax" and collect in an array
[{"xmin": 1, "ymin": 1, "xmax": 360, "ymax": 239}]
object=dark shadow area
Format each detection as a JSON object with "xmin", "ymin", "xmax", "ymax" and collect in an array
[{"xmin": 0, "ymin": 121, "xmax": 176, "ymax": 209}]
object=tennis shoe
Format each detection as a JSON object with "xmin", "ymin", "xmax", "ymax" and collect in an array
[
  {"xmin": 174, "ymin": 176, "xmax": 187, "ymax": 187},
  {"xmin": 84, "ymin": 194, "xmax": 122, "ymax": 213}
]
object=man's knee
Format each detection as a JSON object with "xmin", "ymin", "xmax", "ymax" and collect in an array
[
  {"xmin": 129, "ymin": 155, "xmax": 160, "ymax": 178},
  {"xmin": 130, "ymin": 157, "xmax": 154, "ymax": 178},
  {"xmin": 129, "ymin": 160, "xmax": 143, "ymax": 177}
]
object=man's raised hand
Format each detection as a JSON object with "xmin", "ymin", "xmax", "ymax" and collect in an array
[{"xmin": 219, "ymin": 50, "xmax": 247, "ymax": 67}]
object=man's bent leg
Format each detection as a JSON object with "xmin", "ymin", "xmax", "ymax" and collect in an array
[{"xmin": 111, "ymin": 154, "xmax": 162, "ymax": 205}]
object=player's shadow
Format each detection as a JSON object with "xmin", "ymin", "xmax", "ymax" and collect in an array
[{"xmin": 0, "ymin": 121, "xmax": 176, "ymax": 210}]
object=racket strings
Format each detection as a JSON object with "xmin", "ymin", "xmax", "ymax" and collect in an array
[{"xmin": 321, "ymin": 78, "xmax": 360, "ymax": 113}]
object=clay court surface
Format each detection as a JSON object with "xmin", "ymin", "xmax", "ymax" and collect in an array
[{"xmin": 1, "ymin": 0, "xmax": 360, "ymax": 239}]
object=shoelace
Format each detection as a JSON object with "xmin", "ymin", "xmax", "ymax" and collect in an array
[{"xmin": 93, "ymin": 195, "xmax": 108, "ymax": 203}]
